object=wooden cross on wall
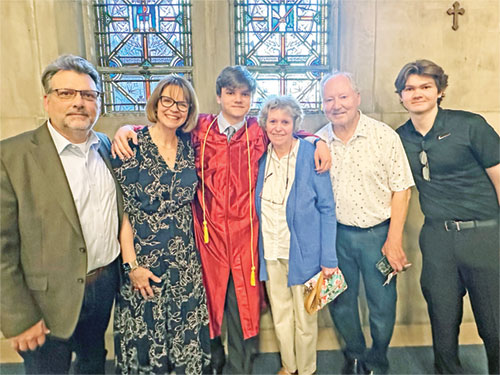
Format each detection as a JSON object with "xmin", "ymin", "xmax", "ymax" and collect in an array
[{"xmin": 447, "ymin": 1, "xmax": 465, "ymax": 30}]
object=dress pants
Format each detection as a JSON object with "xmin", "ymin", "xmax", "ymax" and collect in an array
[
  {"xmin": 210, "ymin": 274, "xmax": 258, "ymax": 374},
  {"xmin": 420, "ymin": 221, "xmax": 499, "ymax": 374},
  {"xmin": 20, "ymin": 259, "xmax": 119, "ymax": 374},
  {"xmin": 266, "ymin": 259, "xmax": 318, "ymax": 375},
  {"xmin": 329, "ymin": 222, "xmax": 396, "ymax": 374}
]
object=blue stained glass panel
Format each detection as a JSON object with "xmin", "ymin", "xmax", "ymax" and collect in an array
[
  {"xmin": 100, "ymin": 73, "xmax": 191, "ymax": 112},
  {"xmin": 94, "ymin": 0, "xmax": 192, "ymax": 113},
  {"xmin": 253, "ymin": 72, "xmax": 324, "ymax": 112},
  {"xmin": 235, "ymin": 0, "xmax": 331, "ymax": 111}
]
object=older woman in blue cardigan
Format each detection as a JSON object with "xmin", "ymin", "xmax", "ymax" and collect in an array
[{"xmin": 255, "ymin": 95, "xmax": 338, "ymax": 375}]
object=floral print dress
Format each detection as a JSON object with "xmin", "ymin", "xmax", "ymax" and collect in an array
[{"xmin": 112, "ymin": 128, "xmax": 210, "ymax": 374}]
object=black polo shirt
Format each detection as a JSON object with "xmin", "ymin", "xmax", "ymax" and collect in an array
[{"xmin": 397, "ymin": 108, "xmax": 499, "ymax": 221}]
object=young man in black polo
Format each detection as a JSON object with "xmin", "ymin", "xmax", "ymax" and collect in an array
[{"xmin": 394, "ymin": 59, "xmax": 499, "ymax": 374}]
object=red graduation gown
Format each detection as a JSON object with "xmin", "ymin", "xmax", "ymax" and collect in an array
[{"xmin": 191, "ymin": 114, "xmax": 267, "ymax": 340}]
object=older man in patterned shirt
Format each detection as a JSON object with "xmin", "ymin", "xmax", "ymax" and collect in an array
[{"xmin": 316, "ymin": 72, "xmax": 414, "ymax": 375}]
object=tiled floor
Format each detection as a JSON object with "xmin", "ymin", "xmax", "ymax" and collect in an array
[
  {"xmin": 0, "ymin": 322, "xmax": 482, "ymax": 364},
  {"xmin": 0, "ymin": 345, "xmax": 488, "ymax": 374}
]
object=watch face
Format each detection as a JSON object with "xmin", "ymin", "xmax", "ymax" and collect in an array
[{"xmin": 122, "ymin": 262, "xmax": 131, "ymax": 273}]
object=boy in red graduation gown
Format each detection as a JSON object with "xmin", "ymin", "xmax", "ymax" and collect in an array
[{"xmin": 192, "ymin": 67, "xmax": 264, "ymax": 374}]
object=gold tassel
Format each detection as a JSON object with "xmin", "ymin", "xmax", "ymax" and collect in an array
[
  {"xmin": 201, "ymin": 118, "xmax": 217, "ymax": 247},
  {"xmin": 250, "ymin": 266, "xmax": 256, "ymax": 286},
  {"xmin": 203, "ymin": 220, "xmax": 209, "ymax": 243}
]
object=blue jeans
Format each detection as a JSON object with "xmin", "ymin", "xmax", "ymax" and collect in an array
[
  {"xmin": 329, "ymin": 221, "xmax": 396, "ymax": 374},
  {"xmin": 20, "ymin": 259, "xmax": 119, "ymax": 374}
]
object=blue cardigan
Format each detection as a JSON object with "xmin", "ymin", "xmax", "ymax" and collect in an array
[{"xmin": 255, "ymin": 139, "xmax": 338, "ymax": 286}]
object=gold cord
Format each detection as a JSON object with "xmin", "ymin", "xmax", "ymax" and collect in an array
[
  {"xmin": 200, "ymin": 118, "xmax": 256, "ymax": 287},
  {"xmin": 200, "ymin": 117, "xmax": 217, "ymax": 243},
  {"xmin": 244, "ymin": 122, "xmax": 256, "ymax": 286}
]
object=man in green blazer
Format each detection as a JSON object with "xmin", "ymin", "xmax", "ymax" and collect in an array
[{"xmin": 0, "ymin": 55, "xmax": 122, "ymax": 374}]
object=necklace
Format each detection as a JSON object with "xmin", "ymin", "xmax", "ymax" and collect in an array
[
  {"xmin": 150, "ymin": 127, "xmax": 178, "ymax": 170},
  {"xmin": 260, "ymin": 142, "xmax": 293, "ymax": 206}
]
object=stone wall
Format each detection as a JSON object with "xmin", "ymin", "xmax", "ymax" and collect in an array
[{"xmin": 1, "ymin": 0, "xmax": 498, "ymax": 338}]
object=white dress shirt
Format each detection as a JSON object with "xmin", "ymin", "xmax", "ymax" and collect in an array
[
  {"xmin": 47, "ymin": 121, "xmax": 120, "ymax": 272},
  {"xmin": 261, "ymin": 141, "xmax": 299, "ymax": 260},
  {"xmin": 316, "ymin": 112, "xmax": 414, "ymax": 228},
  {"xmin": 217, "ymin": 112, "xmax": 246, "ymax": 138}
]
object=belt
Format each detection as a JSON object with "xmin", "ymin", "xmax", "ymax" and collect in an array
[
  {"xmin": 86, "ymin": 265, "xmax": 107, "ymax": 284},
  {"xmin": 427, "ymin": 218, "xmax": 498, "ymax": 232},
  {"xmin": 338, "ymin": 219, "xmax": 390, "ymax": 231}
]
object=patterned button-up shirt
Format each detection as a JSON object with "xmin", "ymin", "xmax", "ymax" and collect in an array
[{"xmin": 316, "ymin": 112, "xmax": 414, "ymax": 228}]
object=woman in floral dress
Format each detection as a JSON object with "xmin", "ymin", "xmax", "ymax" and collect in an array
[{"xmin": 112, "ymin": 75, "xmax": 210, "ymax": 374}]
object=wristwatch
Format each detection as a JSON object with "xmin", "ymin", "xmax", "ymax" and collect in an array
[
  {"xmin": 313, "ymin": 137, "xmax": 323, "ymax": 146},
  {"xmin": 122, "ymin": 259, "xmax": 139, "ymax": 274}
]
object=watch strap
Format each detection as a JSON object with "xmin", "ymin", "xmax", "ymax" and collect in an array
[{"xmin": 122, "ymin": 259, "xmax": 139, "ymax": 274}]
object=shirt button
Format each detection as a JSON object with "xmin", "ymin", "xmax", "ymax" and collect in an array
[
  {"xmin": 79, "ymin": 247, "xmax": 86, "ymax": 253},
  {"xmin": 77, "ymin": 278, "xmax": 85, "ymax": 284}
]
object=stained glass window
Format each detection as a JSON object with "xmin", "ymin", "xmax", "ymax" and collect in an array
[
  {"xmin": 94, "ymin": 0, "xmax": 192, "ymax": 112},
  {"xmin": 235, "ymin": 0, "xmax": 331, "ymax": 112}
]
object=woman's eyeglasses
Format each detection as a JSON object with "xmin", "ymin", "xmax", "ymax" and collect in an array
[
  {"xmin": 259, "ymin": 171, "xmax": 289, "ymax": 206},
  {"xmin": 259, "ymin": 145, "xmax": 291, "ymax": 206},
  {"xmin": 159, "ymin": 95, "xmax": 190, "ymax": 112}
]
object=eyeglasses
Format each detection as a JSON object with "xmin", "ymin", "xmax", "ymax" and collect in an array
[
  {"xmin": 259, "ymin": 145, "xmax": 291, "ymax": 206},
  {"xmin": 259, "ymin": 173, "xmax": 289, "ymax": 206},
  {"xmin": 49, "ymin": 88, "xmax": 100, "ymax": 101},
  {"xmin": 419, "ymin": 149, "xmax": 430, "ymax": 181},
  {"xmin": 159, "ymin": 95, "xmax": 190, "ymax": 112}
]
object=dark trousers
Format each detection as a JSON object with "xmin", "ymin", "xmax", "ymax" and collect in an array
[
  {"xmin": 210, "ymin": 274, "xmax": 258, "ymax": 374},
  {"xmin": 420, "ymin": 221, "xmax": 499, "ymax": 374},
  {"xmin": 329, "ymin": 222, "xmax": 396, "ymax": 374},
  {"xmin": 20, "ymin": 259, "xmax": 119, "ymax": 374}
]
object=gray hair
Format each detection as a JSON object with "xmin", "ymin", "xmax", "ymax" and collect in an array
[
  {"xmin": 258, "ymin": 95, "xmax": 303, "ymax": 131},
  {"xmin": 320, "ymin": 71, "xmax": 359, "ymax": 97},
  {"xmin": 41, "ymin": 54, "xmax": 101, "ymax": 94},
  {"xmin": 215, "ymin": 65, "xmax": 257, "ymax": 96}
]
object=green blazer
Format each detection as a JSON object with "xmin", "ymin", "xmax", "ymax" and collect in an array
[{"xmin": 0, "ymin": 122, "xmax": 123, "ymax": 339}]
